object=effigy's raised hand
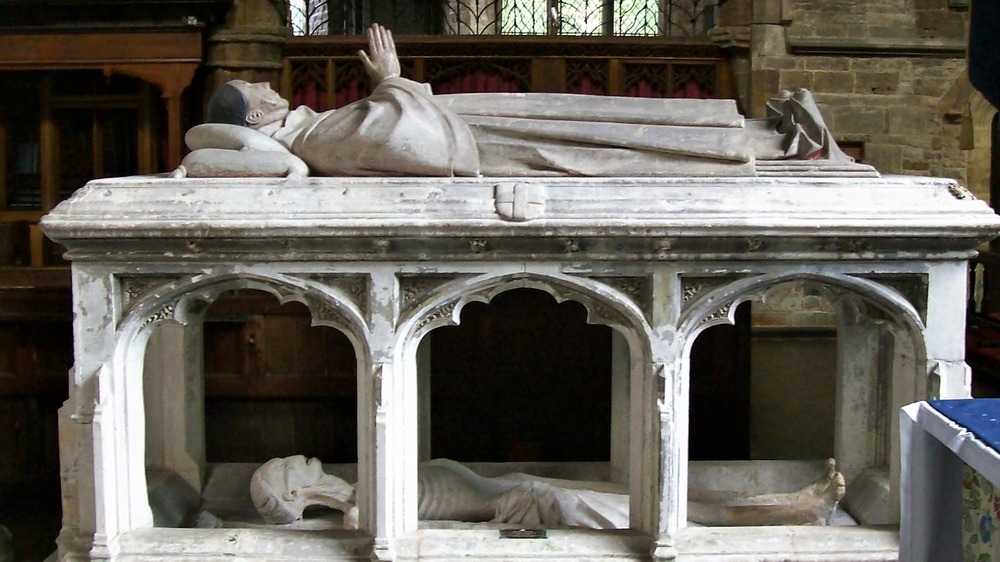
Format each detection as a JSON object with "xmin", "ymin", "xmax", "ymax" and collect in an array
[{"xmin": 359, "ymin": 23, "xmax": 401, "ymax": 83}]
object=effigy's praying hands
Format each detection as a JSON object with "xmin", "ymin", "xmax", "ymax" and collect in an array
[{"xmin": 358, "ymin": 23, "xmax": 400, "ymax": 83}]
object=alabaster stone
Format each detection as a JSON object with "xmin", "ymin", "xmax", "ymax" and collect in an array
[
  {"xmin": 235, "ymin": 457, "xmax": 843, "ymax": 532},
  {"xmin": 249, "ymin": 455, "xmax": 355, "ymax": 525},
  {"xmin": 41, "ymin": 169, "xmax": 999, "ymax": 559},
  {"xmin": 146, "ymin": 469, "xmax": 201, "ymax": 528},
  {"xmin": 173, "ymin": 25, "xmax": 863, "ymax": 179}
]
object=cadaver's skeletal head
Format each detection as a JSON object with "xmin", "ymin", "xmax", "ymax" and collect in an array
[{"xmin": 249, "ymin": 455, "xmax": 356, "ymax": 524}]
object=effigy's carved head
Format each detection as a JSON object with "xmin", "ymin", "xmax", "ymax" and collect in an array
[
  {"xmin": 249, "ymin": 455, "xmax": 356, "ymax": 525},
  {"xmin": 206, "ymin": 80, "xmax": 290, "ymax": 130}
]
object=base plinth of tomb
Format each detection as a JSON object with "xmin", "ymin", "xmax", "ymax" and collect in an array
[
  {"xmin": 107, "ymin": 526, "xmax": 899, "ymax": 562},
  {"xmin": 674, "ymin": 526, "xmax": 899, "ymax": 561},
  {"xmin": 114, "ymin": 528, "xmax": 373, "ymax": 561}
]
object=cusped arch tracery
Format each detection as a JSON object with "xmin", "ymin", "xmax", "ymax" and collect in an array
[
  {"xmin": 401, "ymin": 272, "xmax": 652, "ymax": 344},
  {"xmin": 119, "ymin": 271, "xmax": 371, "ymax": 348},
  {"xmin": 680, "ymin": 271, "xmax": 927, "ymax": 343}
]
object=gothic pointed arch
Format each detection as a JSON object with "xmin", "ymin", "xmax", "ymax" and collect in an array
[
  {"xmin": 393, "ymin": 268, "xmax": 661, "ymax": 535},
  {"xmin": 678, "ymin": 270, "xmax": 926, "ymax": 348},
  {"xmin": 117, "ymin": 270, "xmax": 371, "ymax": 348},
  {"xmin": 399, "ymin": 270, "xmax": 653, "ymax": 344},
  {"xmin": 94, "ymin": 269, "xmax": 373, "ymax": 533}
]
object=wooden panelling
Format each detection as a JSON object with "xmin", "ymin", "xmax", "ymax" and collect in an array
[
  {"xmin": 201, "ymin": 290, "xmax": 359, "ymax": 463},
  {"xmin": 204, "ymin": 398, "xmax": 358, "ymax": 464},
  {"xmin": 282, "ymin": 34, "xmax": 733, "ymax": 106},
  {"xmin": 0, "ymin": 30, "xmax": 201, "ymax": 68},
  {"xmin": 203, "ymin": 291, "xmax": 357, "ymax": 399},
  {"xmin": 429, "ymin": 288, "xmax": 613, "ymax": 463},
  {"xmin": 0, "ymin": 319, "xmax": 72, "ymax": 395}
]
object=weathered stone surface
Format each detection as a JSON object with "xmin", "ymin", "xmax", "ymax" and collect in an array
[
  {"xmin": 777, "ymin": 69, "xmax": 815, "ymax": 91},
  {"xmin": 813, "ymin": 71, "xmax": 857, "ymax": 95},
  {"xmin": 853, "ymin": 71, "xmax": 899, "ymax": 95},
  {"xmin": 39, "ymin": 172, "xmax": 1000, "ymax": 561},
  {"xmin": 751, "ymin": 0, "xmax": 976, "ymax": 196}
]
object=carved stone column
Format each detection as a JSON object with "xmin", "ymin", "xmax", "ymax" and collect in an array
[
  {"xmin": 834, "ymin": 299, "xmax": 887, "ymax": 485},
  {"xmin": 143, "ymin": 321, "xmax": 206, "ymax": 492},
  {"xmin": 709, "ymin": 0, "xmax": 751, "ymax": 115},
  {"xmin": 747, "ymin": 0, "xmax": 789, "ymax": 117},
  {"xmin": 206, "ymin": 0, "xmax": 288, "ymax": 92}
]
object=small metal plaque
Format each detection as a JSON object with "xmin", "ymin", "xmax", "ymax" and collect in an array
[{"xmin": 499, "ymin": 528, "xmax": 547, "ymax": 539}]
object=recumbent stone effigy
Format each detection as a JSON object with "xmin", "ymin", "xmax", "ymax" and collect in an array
[{"xmin": 38, "ymin": 22, "xmax": 1000, "ymax": 562}]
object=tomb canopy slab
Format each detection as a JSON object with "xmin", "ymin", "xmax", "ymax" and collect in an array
[{"xmin": 42, "ymin": 174, "xmax": 1000, "ymax": 263}]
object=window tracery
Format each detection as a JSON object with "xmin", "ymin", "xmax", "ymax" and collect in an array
[{"xmin": 288, "ymin": 0, "xmax": 719, "ymax": 37}]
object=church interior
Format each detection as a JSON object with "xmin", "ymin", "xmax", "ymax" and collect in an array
[{"xmin": 0, "ymin": 1, "xmax": 998, "ymax": 560}]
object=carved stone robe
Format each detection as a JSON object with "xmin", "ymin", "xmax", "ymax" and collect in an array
[{"xmin": 273, "ymin": 77, "xmax": 757, "ymax": 177}]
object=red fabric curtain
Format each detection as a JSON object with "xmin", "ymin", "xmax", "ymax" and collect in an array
[
  {"xmin": 293, "ymin": 80, "xmax": 326, "ymax": 111},
  {"xmin": 335, "ymin": 80, "xmax": 371, "ymax": 108},
  {"xmin": 566, "ymin": 75, "xmax": 606, "ymax": 96},
  {"xmin": 431, "ymin": 70, "xmax": 526, "ymax": 95},
  {"xmin": 673, "ymin": 78, "xmax": 710, "ymax": 99},
  {"xmin": 292, "ymin": 63, "xmax": 716, "ymax": 108}
]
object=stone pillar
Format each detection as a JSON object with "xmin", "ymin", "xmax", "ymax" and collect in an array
[
  {"xmin": 362, "ymin": 269, "xmax": 403, "ymax": 561},
  {"xmin": 143, "ymin": 321, "xmax": 205, "ymax": 492},
  {"xmin": 60, "ymin": 265, "xmax": 155, "ymax": 559},
  {"xmin": 835, "ymin": 299, "xmax": 896, "ymax": 525},
  {"xmin": 205, "ymin": 0, "xmax": 288, "ymax": 94},
  {"xmin": 924, "ymin": 261, "xmax": 974, "ymax": 399},
  {"xmin": 417, "ymin": 336, "xmax": 432, "ymax": 462},
  {"xmin": 834, "ymin": 300, "xmax": 886, "ymax": 484},
  {"xmin": 748, "ymin": 0, "xmax": 789, "ymax": 117},
  {"xmin": 610, "ymin": 329, "xmax": 630, "ymax": 484},
  {"xmin": 651, "ymin": 268, "xmax": 684, "ymax": 560},
  {"xmin": 709, "ymin": 0, "xmax": 751, "ymax": 114}
]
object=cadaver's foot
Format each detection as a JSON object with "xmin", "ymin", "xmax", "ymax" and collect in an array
[
  {"xmin": 803, "ymin": 458, "xmax": 846, "ymax": 506},
  {"xmin": 687, "ymin": 460, "xmax": 847, "ymax": 526}
]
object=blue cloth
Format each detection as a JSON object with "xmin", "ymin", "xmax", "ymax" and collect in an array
[{"xmin": 929, "ymin": 399, "xmax": 1000, "ymax": 454}]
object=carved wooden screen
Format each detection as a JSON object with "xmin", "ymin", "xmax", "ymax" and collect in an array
[
  {"xmin": 203, "ymin": 290, "xmax": 358, "ymax": 463},
  {"xmin": 282, "ymin": 36, "xmax": 730, "ymax": 108}
]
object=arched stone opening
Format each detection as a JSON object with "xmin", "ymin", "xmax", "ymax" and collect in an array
[
  {"xmin": 428, "ymin": 287, "xmax": 614, "ymax": 464},
  {"xmin": 197, "ymin": 290, "xmax": 357, "ymax": 466},
  {"xmin": 110, "ymin": 272, "xmax": 370, "ymax": 534},
  {"xmin": 396, "ymin": 272, "xmax": 657, "ymax": 535},
  {"xmin": 680, "ymin": 272, "xmax": 926, "ymax": 528}
]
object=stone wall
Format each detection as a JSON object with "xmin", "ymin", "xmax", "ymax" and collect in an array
[{"xmin": 744, "ymin": 0, "xmax": 989, "ymax": 196}]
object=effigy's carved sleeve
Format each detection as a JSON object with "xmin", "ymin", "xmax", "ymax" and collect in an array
[{"xmin": 290, "ymin": 77, "xmax": 481, "ymax": 177}]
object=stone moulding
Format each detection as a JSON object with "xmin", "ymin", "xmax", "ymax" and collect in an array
[{"xmin": 40, "ymin": 175, "xmax": 1000, "ymax": 262}]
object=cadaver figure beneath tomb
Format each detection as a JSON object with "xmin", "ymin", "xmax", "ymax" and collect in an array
[
  {"xmin": 247, "ymin": 456, "xmax": 846, "ymax": 529},
  {"xmin": 249, "ymin": 455, "xmax": 357, "ymax": 526},
  {"xmin": 172, "ymin": 24, "xmax": 852, "ymax": 179}
]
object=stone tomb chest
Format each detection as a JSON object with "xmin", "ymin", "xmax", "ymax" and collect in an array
[{"xmin": 40, "ymin": 171, "xmax": 1000, "ymax": 561}]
